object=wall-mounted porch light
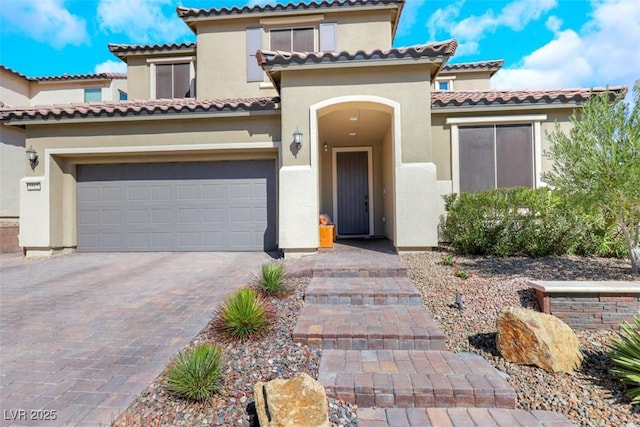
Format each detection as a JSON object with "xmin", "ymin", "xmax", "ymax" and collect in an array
[
  {"xmin": 26, "ymin": 145, "xmax": 38, "ymax": 170},
  {"xmin": 293, "ymin": 127, "xmax": 303, "ymax": 150},
  {"xmin": 323, "ymin": 143, "xmax": 329, "ymax": 152}
]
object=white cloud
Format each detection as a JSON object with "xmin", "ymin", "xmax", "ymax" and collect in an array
[
  {"xmin": 97, "ymin": 0, "xmax": 190, "ymax": 43},
  {"xmin": 492, "ymin": 0, "xmax": 640, "ymax": 91},
  {"xmin": 428, "ymin": 0, "xmax": 557, "ymax": 55},
  {"xmin": 545, "ymin": 15, "xmax": 563, "ymax": 32},
  {"xmin": 94, "ymin": 60, "xmax": 127, "ymax": 74},
  {"xmin": 397, "ymin": 0, "xmax": 426, "ymax": 37},
  {"xmin": 0, "ymin": 0, "xmax": 89, "ymax": 48}
]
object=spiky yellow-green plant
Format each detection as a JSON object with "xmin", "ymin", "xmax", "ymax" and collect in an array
[
  {"xmin": 164, "ymin": 342, "xmax": 223, "ymax": 402},
  {"xmin": 255, "ymin": 262, "xmax": 288, "ymax": 297},
  {"xmin": 215, "ymin": 288, "xmax": 273, "ymax": 340},
  {"xmin": 609, "ymin": 313, "xmax": 640, "ymax": 404}
]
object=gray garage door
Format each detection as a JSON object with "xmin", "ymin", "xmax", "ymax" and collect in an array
[{"xmin": 77, "ymin": 161, "xmax": 277, "ymax": 252}]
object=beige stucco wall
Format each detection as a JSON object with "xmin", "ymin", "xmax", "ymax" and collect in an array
[
  {"xmin": 18, "ymin": 114, "xmax": 280, "ymax": 251},
  {"xmin": 0, "ymin": 126, "xmax": 25, "ymax": 219},
  {"xmin": 0, "ymin": 72, "xmax": 29, "ymax": 220},
  {"xmin": 194, "ymin": 9, "xmax": 396, "ymax": 100},
  {"xmin": 30, "ymin": 79, "xmax": 127, "ymax": 104},
  {"xmin": 0, "ymin": 71, "xmax": 30, "ymax": 106},
  {"xmin": 382, "ymin": 125, "xmax": 394, "ymax": 240},
  {"xmin": 197, "ymin": 18, "xmax": 275, "ymax": 100},
  {"xmin": 127, "ymin": 57, "xmax": 151, "ymax": 100},
  {"xmin": 280, "ymin": 65, "xmax": 432, "ymax": 167},
  {"xmin": 332, "ymin": 10, "xmax": 393, "ymax": 52}
]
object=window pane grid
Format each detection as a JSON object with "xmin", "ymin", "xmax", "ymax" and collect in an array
[
  {"xmin": 270, "ymin": 27, "xmax": 314, "ymax": 51},
  {"xmin": 459, "ymin": 124, "xmax": 533, "ymax": 192},
  {"xmin": 156, "ymin": 63, "xmax": 191, "ymax": 99}
]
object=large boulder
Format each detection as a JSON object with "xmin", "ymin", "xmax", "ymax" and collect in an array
[
  {"xmin": 496, "ymin": 307, "xmax": 582, "ymax": 373},
  {"xmin": 254, "ymin": 372, "xmax": 330, "ymax": 427}
]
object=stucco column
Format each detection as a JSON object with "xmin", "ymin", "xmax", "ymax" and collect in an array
[{"xmin": 278, "ymin": 102, "xmax": 319, "ymax": 257}]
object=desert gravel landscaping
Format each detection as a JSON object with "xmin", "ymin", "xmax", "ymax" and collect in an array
[
  {"xmin": 403, "ymin": 251, "xmax": 639, "ymax": 427},
  {"xmin": 117, "ymin": 251, "xmax": 638, "ymax": 426}
]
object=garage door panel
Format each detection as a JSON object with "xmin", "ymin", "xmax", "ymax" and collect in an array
[
  {"xmin": 102, "ymin": 210, "xmax": 121, "ymax": 225},
  {"xmin": 128, "ymin": 209, "xmax": 149, "ymax": 225},
  {"xmin": 77, "ymin": 160, "xmax": 276, "ymax": 252},
  {"xmin": 101, "ymin": 187, "xmax": 122, "ymax": 203},
  {"xmin": 202, "ymin": 208, "xmax": 223, "ymax": 223}
]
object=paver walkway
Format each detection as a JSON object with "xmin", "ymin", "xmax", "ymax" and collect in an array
[
  {"xmin": 0, "ymin": 251, "xmax": 273, "ymax": 426},
  {"xmin": 288, "ymin": 239, "xmax": 576, "ymax": 426}
]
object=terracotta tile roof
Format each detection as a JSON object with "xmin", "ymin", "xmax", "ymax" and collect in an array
[
  {"xmin": 441, "ymin": 60, "xmax": 504, "ymax": 75},
  {"xmin": 1, "ymin": 97, "xmax": 280, "ymax": 122},
  {"xmin": 432, "ymin": 87, "xmax": 627, "ymax": 109},
  {"xmin": 108, "ymin": 42, "xmax": 196, "ymax": 59},
  {"xmin": 177, "ymin": 0, "xmax": 403, "ymax": 19},
  {"xmin": 257, "ymin": 40, "xmax": 458, "ymax": 67},
  {"xmin": 1, "ymin": 65, "xmax": 126, "ymax": 81}
]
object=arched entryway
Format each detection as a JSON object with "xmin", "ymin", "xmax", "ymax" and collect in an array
[{"xmin": 310, "ymin": 96, "xmax": 401, "ymax": 243}]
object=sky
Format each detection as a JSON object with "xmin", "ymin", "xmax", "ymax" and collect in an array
[{"xmin": 0, "ymin": 0, "xmax": 638, "ymax": 94}]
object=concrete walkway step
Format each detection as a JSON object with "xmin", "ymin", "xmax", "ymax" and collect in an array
[
  {"xmin": 304, "ymin": 277, "xmax": 422, "ymax": 305},
  {"xmin": 318, "ymin": 350, "xmax": 516, "ymax": 409},
  {"xmin": 357, "ymin": 407, "xmax": 576, "ymax": 426},
  {"xmin": 293, "ymin": 305, "xmax": 446, "ymax": 350}
]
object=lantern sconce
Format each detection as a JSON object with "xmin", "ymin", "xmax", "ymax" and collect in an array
[
  {"xmin": 323, "ymin": 143, "xmax": 329, "ymax": 152},
  {"xmin": 293, "ymin": 127, "xmax": 303, "ymax": 150},
  {"xmin": 26, "ymin": 145, "xmax": 38, "ymax": 170}
]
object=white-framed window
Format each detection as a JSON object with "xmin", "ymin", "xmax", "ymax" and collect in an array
[
  {"xmin": 84, "ymin": 88, "xmax": 102, "ymax": 102},
  {"xmin": 156, "ymin": 63, "xmax": 190, "ymax": 99},
  {"xmin": 447, "ymin": 115, "xmax": 546, "ymax": 193},
  {"xmin": 147, "ymin": 57, "xmax": 196, "ymax": 99},
  {"xmin": 434, "ymin": 77, "xmax": 455, "ymax": 91},
  {"xmin": 270, "ymin": 27, "xmax": 314, "ymax": 51}
]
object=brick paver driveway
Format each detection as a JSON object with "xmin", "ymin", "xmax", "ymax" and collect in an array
[{"xmin": 0, "ymin": 251, "xmax": 274, "ymax": 426}]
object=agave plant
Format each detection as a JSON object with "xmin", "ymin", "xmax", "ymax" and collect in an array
[
  {"xmin": 164, "ymin": 342, "xmax": 223, "ymax": 402},
  {"xmin": 255, "ymin": 261, "xmax": 288, "ymax": 297},
  {"xmin": 216, "ymin": 288, "xmax": 273, "ymax": 340},
  {"xmin": 609, "ymin": 313, "xmax": 640, "ymax": 404}
]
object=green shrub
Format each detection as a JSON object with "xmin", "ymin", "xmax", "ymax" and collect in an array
[
  {"xmin": 215, "ymin": 288, "xmax": 273, "ymax": 340},
  {"xmin": 609, "ymin": 313, "xmax": 640, "ymax": 404},
  {"xmin": 442, "ymin": 187, "xmax": 626, "ymax": 258},
  {"xmin": 164, "ymin": 342, "xmax": 223, "ymax": 402},
  {"xmin": 255, "ymin": 262, "xmax": 288, "ymax": 297}
]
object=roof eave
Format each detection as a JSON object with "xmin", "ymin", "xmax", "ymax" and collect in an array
[
  {"xmin": 262, "ymin": 55, "xmax": 449, "ymax": 71},
  {"xmin": 2, "ymin": 107, "xmax": 281, "ymax": 126},
  {"xmin": 431, "ymin": 102, "xmax": 586, "ymax": 113},
  {"xmin": 108, "ymin": 44, "xmax": 197, "ymax": 61},
  {"xmin": 178, "ymin": 2, "xmax": 404, "ymax": 24}
]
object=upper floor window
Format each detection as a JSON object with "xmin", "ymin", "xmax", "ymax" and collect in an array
[
  {"xmin": 156, "ymin": 63, "xmax": 191, "ymax": 99},
  {"xmin": 270, "ymin": 28, "xmax": 314, "ymax": 51},
  {"xmin": 84, "ymin": 88, "xmax": 101, "ymax": 103},
  {"xmin": 434, "ymin": 78, "xmax": 453, "ymax": 91},
  {"xmin": 118, "ymin": 90, "xmax": 127, "ymax": 101}
]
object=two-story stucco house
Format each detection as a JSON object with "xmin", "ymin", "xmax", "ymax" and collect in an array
[
  {"xmin": 0, "ymin": 0, "xmax": 623, "ymax": 257},
  {"xmin": 0, "ymin": 66, "xmax": 126, "ymax": 252}
]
